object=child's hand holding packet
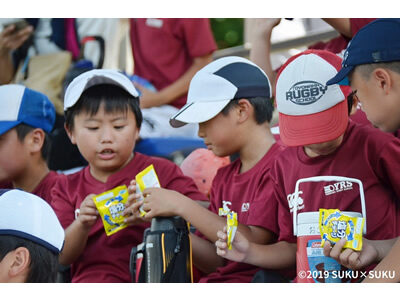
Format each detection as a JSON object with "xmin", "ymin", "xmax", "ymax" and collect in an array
[
  {"xmin": 135, "ymin": 164, "xmax": 161, "ymax": 216},
  {"xmin": 319, "ymin": 209, "xmax": 365, "ymax": 251}
]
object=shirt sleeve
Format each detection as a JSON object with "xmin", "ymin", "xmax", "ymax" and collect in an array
[
  {"xmin": 276, "ymin": 183, "xmax": 297, "ymax": 244},
  {"xmin": 269, "ymin": 162, "xmax": 297, "ymax": 244},
  {"xmin": 50, "ymin": 175, "xmax": 76, "ymax": 229},
  {"xmin": 246, "ymin": 172, "xmax": 279, "ymax": 235},
  {"xmin": 178, "ymin": 18, "xmax": 217, "ymax": 59},
  {"xmin": 349, "ymin": 18, "xmax": 376, "ymax": 36},
  {"xmin": 156, "ymin": 160, "xmax": 208, "ymax": 202},
  {"xmin": 375, "ymin": 137, "xmax": 400, "ymax": 202}
]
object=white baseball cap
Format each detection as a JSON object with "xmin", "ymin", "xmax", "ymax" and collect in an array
[
  {"xmin": 64, "ymin": 69, "xmax": 139, "ymax": 111},
  {"xmin": 276, "ymin": 49, "xmax": 351, "ymax": 147},
  {"xmin": 0, "ymin": 189, "xmax": 65, "ymax": 254},
  {"xmin": 170, "ymin": 56, "xmax": 272, "ymax": 128}
]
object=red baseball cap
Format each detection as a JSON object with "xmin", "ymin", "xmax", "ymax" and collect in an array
[{"xmin": 275, "ymin": 49, "xmax": 351, "ymax": 147}]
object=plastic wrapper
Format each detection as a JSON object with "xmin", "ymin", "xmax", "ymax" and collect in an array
[
  {"xmin": 93, "ymin": 185, "xmax": 129, "ymax": 236},
  {"xmin": 227, "ymin": 211, "xmax": 238, "ymax": 250},
  {"xmin": 136, "ymin": 164, "xmax": 161, "ymax": 217},
  {"xmin": 319, "ymin": 209, "xmax": 364, "ymax": 251}
]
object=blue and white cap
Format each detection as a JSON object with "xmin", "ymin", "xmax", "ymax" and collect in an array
[
  {"xmin": 170, "ymin": 56, "xmax": 272, "ymax": 128},
  {"xmin": 64, "ymin": 69, "xmax": 139, "ymax": 111},
  {"xmin": 0, "ymin": 189, "xmax": 65, "ymax": 254},
  {"xmin": 0, "ymin": 85, "xmax": 56, "ymax": 136}
]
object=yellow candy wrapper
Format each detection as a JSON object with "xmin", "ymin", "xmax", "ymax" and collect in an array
[
  {"xmin": 218, "ymin": 208, "xmax": 230, "ymax": 216},
  {"xmin": 227, "ymin": 211, "xmax": 238, "ymax": 250},
  {"xmin": 135, "ymin": 164, "xmax": 161, "ymax": 217},
  {"xmin": 319, "ymin": 209, "xmax": 365, "ymax": 251},
  {"xmin": 93, "ymin": 185, "xmax": 129, "ymax": 236}
]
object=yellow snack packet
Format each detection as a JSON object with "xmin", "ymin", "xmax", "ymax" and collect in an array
[
  {"xmin": 135, "ymin": 164, "xmax": 161, "ymax": 217},
  {"xmin": 319, "ymin": 209, "xmax": 364, "ymax": 251},
  {"xmin": 93, "ymin": 185, "xmax": 129, "ymax": 236},
  {"xmin": 227, "ymin": 211, "xmax": 238, "ymax": 250},
  {"xmin": 218, "ymin": 208, "xmax": 229, "ymax": 216}
]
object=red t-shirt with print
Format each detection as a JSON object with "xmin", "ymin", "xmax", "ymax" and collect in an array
[
  {"xmin": 51, "ymin": 152, "xmax": 207, "ymax": 283},
  {"xmin": 270, "ymin": 121, "xmax": 400, "ymax": 245},
  {"xmin": 198, "ymin": 142, "xmax": 285, "ymax": 283}
]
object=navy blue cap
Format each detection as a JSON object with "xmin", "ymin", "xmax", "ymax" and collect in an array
[{"xmin": 327, "ymin": 18, "xmax": 400, "ymax": 86}]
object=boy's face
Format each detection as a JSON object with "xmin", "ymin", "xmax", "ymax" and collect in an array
[
  {"xmin": 350, "ymin": 69, "xmax": 400, "ymax": 132},
  {"xmin": 0, "ymin": 129, "xmax": 29, "ymax": 182},
  {"xmin": 67, "ymin": 103, "xmax": 139, "ymax": 181},
  {"xmin": 303, "ymin": 135, "xmax": 344, "ymax": 158},
  {"xmin": 198, "ymin": 109, "xmax": 239, "ymax": 157}
]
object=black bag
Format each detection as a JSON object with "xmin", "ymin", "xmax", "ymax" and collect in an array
[{"xmin": 130, "ymin": 216, "xmax": 193, "ymax": 283}]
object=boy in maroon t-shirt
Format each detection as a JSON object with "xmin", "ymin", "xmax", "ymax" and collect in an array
[
  {"xmin": 215, "ymin": 50, "xmax": 400, "ymax": 281},
  {"xmin": 127, "ymin": 57, "xmax": 285, "ymax": 282},
  {"xmin": 51, "ymin": 70, "xmax": 207, "ymax": 283},
  {"xmin": 324, "ymin": 18, "xmax": 400, "ymax": 283},
  {"xmin": 0, "ymin": 85, "xmax": 60, "ymax": 203}
]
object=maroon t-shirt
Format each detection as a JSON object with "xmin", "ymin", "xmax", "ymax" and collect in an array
[
  {"xmin": 51, "ymin": 152, "xmax": 207, "ymax": 283},
  {"xmin": 130, "ymin": 18, "xmax": 217, "ymax": 109},
  {"xmin": 0, "ymin": 171, "xmax": 61, "ymax": 204},
  {"xmin": 198, "ymin": 142, "xmax": 285, "ymax": 283},
  {"xmin": 269, "ymin": 121, "xmax": 400, "ymax": 245},
  {"xmin": 33, "ymin": 171, "xmax": 63, "ymax": 204}
]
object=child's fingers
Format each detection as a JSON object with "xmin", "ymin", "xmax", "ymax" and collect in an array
[
  {"xmin": 142, "ymin": 210, "xmax": 154, "ymax": 221},
  {"xmin": 322, "ymin": 241, "xmax": 333, "ymax": 257},
  {"xmin": 347, "ymin": 251, "xmax": 362, "ymax": 269},
  {"xmin": 124, "ymin": 213, "xmax": 144, "ymax": 226},
  {"xmin": 122, "ymin": 201, "xmax": 142, "ymax": 217},
  {"xmin": 79, "ymin": 214, "xmax": 98, "ymax": 223},
  {"xmin": 127, "ymin": 193, "xmax": 141, "ymax": 206},
  {"xmin": 128, "ymin": 180, "xmax": 137, "ymax": 193},
  {"xmin": 217, "ymin": 230, "xmax": 227, "ymax": 241},
  {"xmin": 216, "ymin": 248, "xmax": 226, "ymax": 257},
  {"xmin": 215, "ymin": 239, "xmax": 228, "ymax": 257},
  {"xmin": 328, "ymin": 238, "xmax": 347, "ymax": 260},
  {"xmin": 215, "ymin": 239, "xmax": 227, "ymax": 249},
  {"xmin": 79, "ymin": 205, "xmax": 99, "ymax": 216}
]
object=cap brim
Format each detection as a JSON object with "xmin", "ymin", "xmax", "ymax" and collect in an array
[
  {"xmin": 279, "ymin": 100, "xmax": 348, "ymax": 147},
  {"xmin": 170, "ymin": 100, "xmax": 231, "ymax": 128},
  {"xmin": 64, "ymin": 71, "xmax": 139, "ymax": 111},
  {"xmin": 326, "ymin": 65, "xmax": 354, "ymax": 86},
  {"xmin": 0, "ymin": 121, "xmax": 21, "ymax": 136}
]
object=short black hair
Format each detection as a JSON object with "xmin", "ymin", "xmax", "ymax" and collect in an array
[
  {"xmin": 355, "ymin": 61, "xmax": 400, "ymax": 80},
  {"xmin": 64, "ymin": 84, "xmax": 142, "ymax": 131},
  {"xmin": 15, "ymin": 124, "xmax": 52, "ymax": 163},
  {"xmin": 0, "ymin": 235, "xmax": 59, "ymax": 283},
  {"xmin": 220, "ymin": 96, "xmax": 274, "ymax": 124}
]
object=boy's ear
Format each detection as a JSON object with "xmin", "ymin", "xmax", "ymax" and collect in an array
[
  {"xmin": 236, "ymin": 99, "xmax": 252, "ymax": 123},
  {"xmin": 349, "ymin": 95, "xmax": 360, "ymax": 116},
  {"xmin": 27, "ymin": 128, "xmax": 45, "ymax": 154},
  {"xmin": 8, "ymin": 247, "xmax": 31, "ymax": 282},
  {"xmin": 372, "ymin": 68, "xmax": 392, "ymax": 95},
  {"xmin": 64, "ymin": 123, "xmax": 76, "ymax": 145}
]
